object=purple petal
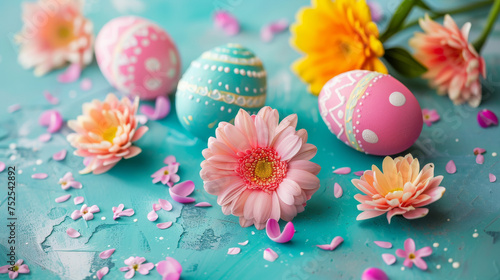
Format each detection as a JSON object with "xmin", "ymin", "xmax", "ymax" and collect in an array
[
  {"xmin": 57, "ymin": 63, "xmax": 81, "ymax": 83},
  {"xmin": 361, "ymin": 267, "xmax": 388, "ymax": 280},
  {"xmin": 32, "ymin": 173, "xmax": 48, "ymax": 179},
  {"xmin": 153, "ymin": 203, "xmax": 162, "ymax": 211},
  {"xmin": 316, "ymin": 236, "xmax": 344, "ymax": 251},
  {"xmin": 80, "ymin": 78, "xmax": 93, "ymax": 91},
  {"xmin": 53, "ymin": 149, "xmax": 67, "ymax": 161},
  {"xmin": 55, "ymin": 194, "xmax": 71, "ymax": 203},
  {"xmin": 38, "ymin": 133, "xmax": 52, "ymax": 142},
  {"xmin": 0, "ymin": 162, "xmax": 5, "ymax": 173},
  {"xmin": 382, "ymin": 253, "xmax": 396, "ymax": 265},
  {"xmin": 354, "ymin": 171, "xmax": 365, "ymax": 176},
  {"xmin": 214, "ymin": 10, "xmax": 240, "ymax": 36},
  {"xmin": 147, "ymin": 210, "xmax": 158, "ymax": 221},
  {"xmin": 96, "ymin": 267, "xmax": 109, "ymax": 280},
  {"xmin": 334, "ymin": 183, "xmax": 343, "ymax": 198},
  {"xmin": 140, "ymin": 96, "xmax": 171, "ymax": 120},
  {"xmin": 8, "ymin": 104, "xmax": 21, "ymax": 113},
  {"xmin": 170, "ymin": 180, "xmax": 195, "ymax": 197},
  {"xmin": 490, "ymin": 173, "xmax": 497, "ymax": 183},
  {"xmin": 446, "ymin": 160, "xmax": 456, "ymax": 174},
  {"xmin": 157, "ymin": 222, "xmax": 173, "ymax": 229},
  {"xmin": 159, "ymin": 199, "xmax": 173, "ymax": 211},
  {"xmin": 169, "ymin": 191, "xmax": 196, "ymax": 204},
  {"xmin": 261, "ymin": 19, "xmax": 288, "ymax": 42},
  {"xmin": 477, "ymin": 109, "xmax": 498, "ymax": 128},
  {"xmin": 227, "ymin": 247, "xmax": 241, "ymax": 255},
  {"xmin": 263, "ymin": 248, "xmax": 279, "ymax": 262},
  {"xmin": 238, "ymin": 240, "xmax": 249, "ymax": 246},
  {"xmin": 39, "ymin": 110, "xmax": 63, "ymax": 133},
  {"xmin": 66, "ymin": 228, "xmax": 80, "ymax": 238},
  {"xmin": 374, "ymin": 241, "xmax": 392, "ymax": 249},
  {"xmin": 266, "ymin": 219, "xmax": 294, "ymax": 243},
  {"xmin": 476, "ymin": 154, "xmax": 485, "ymax": 164},
  {"xmin": 44, "ymin": 91, "xmax": 59, "ymax": 105},
  {"xmin": 333, "ymin": 167, "xmax": 351, "ymax": 175},
  {"xmin": 99, "ymin": 249, "xmax": 116, "ymax": 259},
  {"xmin": 195, "ymin": 202, "xmax": 212, "ymax": 207}
]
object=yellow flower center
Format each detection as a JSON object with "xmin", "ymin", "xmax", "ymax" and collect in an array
[
  {"xmin": 132, "ymin": 264, "xmax": 139, "ymax": 270},
  {"xmin": 12, "ymin": 265, "xmax": 19, "ymax": 272},
  {"xmin": 42, "ymin": 18, "xmax": 76, "ymax": 48},
  {"xmin": 409, "ymin": 253, "xmax": 416, "ymax": 260},
  {"xmin": 102, "ymin": 126, "xmax": 118, "ymax": 143},
  {"xmin": 82, "ymin": 209, "xmax": 88, "ymax": 214},
  {"xmin": 163, "ymin": 170, "xmax": 170, "ymax": 175},
  {"xmin": 389, "ymin": 188, "xmax": 403, "ymax": 193},
  {"xmin": 254, "ymin": 160, "xmax": 273, "ymax": 179},
  {"xmin": 60, "ymin": 181, "xmax": 67, "ymax": 186}
]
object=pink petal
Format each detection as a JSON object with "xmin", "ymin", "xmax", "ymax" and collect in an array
[
  {"xmin": 473, "ymin": 147, "xmax": 486, "ymax": 155},
  {"xmin": 214, "ymin": 10, "xmax": 240, "ymax": 36},
  {"xmin": 99, "ymin": 249, "xmax": 116, "ymax": 259},
  {"xmin": 39, "ymin": 110, "xmax": 63, "ymax": 133},
  {"xmin": 157, "ymin": 222, "xmax": 173, "ymax": 229},
  {"xmin": 44, "ymin": 91, "xmax": 59, "ymax": 105},
  {"xmin": 263, "ymin": 248, "xmax": 279, "ymax": 262},
  {"xmin": 227, "ymin": 247, "xmax": 241, "ymax": 255},
  {"xmin": 316, "ymin": 236, "xmax": 344, "ymax": 251},
  {"xmin": 382, "ymin": 253, "xmax": 396, "ymax": 265},
  {"xmin": 396, "ymin": 249, "xmax": 407, "ymax": 258},
  {"xmin": 374, "ymin": 241, "xmax": 392, "ymax": 249},
  {"xmin": 333, "ymin": 167, "xmax": 351, "ymax": 175},
  {"xmin": 476, "ymin": 154, "xmax": 484, "ymax": 164},
  {"xmin": 402, "ymin": 208, "xmax": 429, "ymax": 219},
  {"xmin": 159, "ymin": 199, "xmax": 173, "ymax": 211},
  {"xmin": 415, "ymin": 246, "xmax": 433, "ymax": 258},
  {"xmin": 80, "ymin": 78, "xmax": 93, "ymax": 91},
  {"xmin": 446, "ymin": 160, "xmax": 456, "ymax": 174},
  {"xmin": 153, "ymin": 203, "xmax": 162, "ymax": 211},
  {"xmin": 0, "ymin": 265, "xmax": 10, "ymax": 273},
  {"xmin": 195, "ymin": 202, "xmax": 212, "ymax": 207},
  {"xmin": 477, "ymin": 109, "xmax": 498, "ymax": 128},
  {"xmin": 334, "ymin": 183, "xmax": 343, "ymax": 198},
  {"xmin": 0, "ymin": 162, "xmax": 5, "ymax": 173},
  {"xmin": 361, "ymin": 267, "xmax": 388, "ymax": 280},
  {"xmin": 38, "ymin": 133, "xmax": 52, "ymax": 142},
  {"xmin": 266, "ymin": 219, "xmax": 294, "ymax": 243},
  {"xmin": 170, "ymin": 181, "xmax": 195, "ymax": 197},
  {"xmin": 55, "ymin": 194, "xmax": 71, "ymax": 203},
  {"xmin": 156, "ymin": 257, "xmax": 182, "ymax": 277},
  {"xmin": 119, "ymin": 209, "xmax": 135, "ymax": 217},
  {"xmin": 97, "ymin": 267, "xmax": 109, "ymax": 280},
  {"xmin": 164, "ymin": 155, "xmax": 177, "ymax": 165},
  {"xmin": 169, "ymin": 192, "xmax": 196, "ymax": 204},
  {"xmin": 261, "ymin": 19, "xmax": 288, "ymax": 43},
  {"xmin": 147, "ymin": 210, "xmax": 158, "ymax": 221},
  {"xmin": 238, "ymin": 240, "xmax": 249, "ymax": 246},
  {"xmin": 413, "ymin": 257, "xmax": 428, "ymax": 270},
  {"xmin": 138, "ymin": 263, "xmax": 154, "ymax": 275},
  {"xmin": 354, "ymin": 171, "xmax": 365, "ymax": 176},
  {"xmin": 140, "ymin": 96, "xmax": 171, "ymax": 120},
  {"xmin": 124, "ymin": 269, "xmax": 135, "ymax": 279},
  {"xmin": 490, "ymin": 173, "xmax": 497, "ymax": 183},
  {"xmin": 8, "ymin": 104, "xmax": 21, "ymax": 113},
  {"xmin": 74, "ymin": 196, "xmax": 84, "ymax": 205},
  {"xmin": 31, "ymin": 173, "xmax": 48, "ymax": 179},
  {"xmin": 404, "ymin": 238, "xmax": 416, "ymax": 253},
  {"xmin": 136, "ymin": 115, "xmax": 148, "ymax": 125},
  {"xmin": 66, "ymin": 228, "xmax": 80, "ymax": 238},
  {"xmin": 57, "ymin": 63, "xmax": 81, "ymax": 83},
  {"xmin": 52, "ymin": 149, "xmax": 67, "ymax": 161},
  {"xmin": 71, "ymin": 210, "xmax": 82, "ymax": 220}
]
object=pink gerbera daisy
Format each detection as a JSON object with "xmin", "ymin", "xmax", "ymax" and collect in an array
[{"xmin": 200, "ymin": 107, "xmax": 321, "ymax": 229}]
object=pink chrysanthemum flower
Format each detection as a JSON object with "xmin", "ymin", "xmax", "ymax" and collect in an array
[
  {"xmin": 16, "ymin": 0, "xmax": 93, "ymax": 76},
  {"xmin": 67, "ymin": 94, "xmax": 148, "ymax": 174},
  {"xmin": 396, "ymin": 238, "xmax": 432, "ymax": 270},
  {"xmin": 200, "ymin": 107, "xmax": 321, "ymax": 230},
  {"xmin": 0, "ymin": 259, "xmax": 30, "ymax": 279},
  {"xmin": 410, "ymin": 14, "xmax": 486, "ymax": 107},
  {"xmin": 352, "ymin": 154, "xmax": 446, "ymax": 223}
]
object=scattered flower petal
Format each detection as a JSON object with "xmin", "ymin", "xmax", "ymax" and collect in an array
[
  {"xmin": 38, "ymin": 133, "xmax": 52, "ymax": 142},
  {"xmin": 374, "ymin": 241, "xmax": 392, "ymax": 249},
  {"xmin": 113, "ymin": 204, "xmax": 135, "ymax": 220},
  {"xmin": 261, "ymin": 19, "xmax": 288, "ymax": 42},
  {"xmin": 169, "ymin": 181, "xmax": 196, "ymax": 204},
  {"xmin": 317, "ymin": 236, "xmax": 344, "ymax": 251},
  {"xmin": 32, "ymin": 173, "xmax": 48, "ymax": 179},
  {"xmin": 169, "ymin": 193, "xmax": 196, "ymax": 204},
  {"xmin": 477, "ymin": 109, "xmax": 498, "ymax": 128},
  {"xmin": 473, "ymin": 147, "xmax": 486, "ymax": 155},
  {"xmin": 66, "ymin": 228, "xmax": 80, "ymax": 238},
  {"xmin": 96, "ymin": 267, "xmax": 109, "ymax": 280},
  {"xmin": 446, "ymin": 160, "xmax": 457, "ymax": 174},
  {"xmin": 74, "ymin": 196, "xmax": 84, "ymax": 205},
  {"xmin": 99, "ymin": 249, "xmax": 116, "ymax": 259},
  {"xmin": 382, "ymin": 253, "xmax": 396, "ymax": 265},
  {"xmin": 158, "ymin": 199, "xmax": 173, "ymax": 211},
  {"xmin": 354, "ymin": 171, "xmax": 364, "ymax": 176},
  {"xmin": 476, "ymin": 154, "xmax": 485, "ymax": 164},
  {"xmin": 214, "ymin": 10, "xmax": 240, "ymax": 36},
  {"xmin": 227, "ymin": 247, "xmax": 241, "ymax": 255},
  {"xmin": 136, "ymin": 115, "xmax": 148, "ymax": 125},
  {"xmin": 58, "ymin": 63, "xmax": 81, "ymax": 83},
  {"xmin": 140, "ymin": 96, "xmax": 171, "ymax": 120},
  {"xmin": 156, "ymin": 257, "xmax": 182, "ymax": 280},
  {"xmin": 422, "ymin": 109, "xmax": 440, "ymax": 126},
  {"xmin": 44, "ymin": 91, "xmax": 59, "ymax": 105},
  {"xmin": 263, "ymin": 248, "xmax": 279, "ymax": 262},
  {"xmin": 55, "ymin": 194, "xmax": 71, "ymax": 203},
  {"xmin": 163, "ymin": 155, "xmax": 179, "ymax": 166},
  {"xmin": 195, "ymin": 202, "xmax": 212, "ymax": 207},
  {"xmin": 39, "ymin": 109, "xmax": 63, "ymax": 133},
  {"xmin": 0, "ymin": 162, "xmax": 5, "ymax": 173},
  {"xmin": 147, "ymin": 210, "xmax": 158, "ymax": 221},
  {"xmin": 157, "ymin": 222, "xmax": 173, "ymax": 229},
  {"xmin": 53, "ymin": 149, "xmax": 67, "ymax": 161},
  {"xmin": 80, "ymin": 78, "xmax": 92, "ymax": 91},
  {"xmin": 334, "ymin": 183, "xmax": 343, "ymax": 198},
  {"xmin": 8, "ymin": 104, "xmax": 21, "ymax": 113},
  {"xmin": 238, "ymin": 240, "xmax": 249, "ymax": 246},
  {"xmin": 333, "ymin": 167, "xmax": 351, "ymax": 174},
  {"xmin": 361, "ymin": 267, "xmax": 388, "ymax": 280},
  {"xmin": 153, "ymin": 203, "xmax": 161, "ymax": 211},
  {"xmin": 266, "ymin": 219, "xmax": 294, "ymax": 243},
  {"xmin": 490, "ymin": 173, "xmax": 497, "ymax": 183}
]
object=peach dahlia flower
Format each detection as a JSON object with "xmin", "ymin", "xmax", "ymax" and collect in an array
[
  {"xmin": 410, "ymin": 14, "xmax": 486, "ymax": 107},
  {"xmin": 16, "ymin": 0, "xmax": 93, "ymax": 76},
  {"xmin": 67, "ymin": 94, "xmax": 148, "ymax": 174},
  {"xmin": 352, "ymin": 154, "xmax": 445, "ymax": 223},
  {"xmin": 200, "ymin": 107, "xmax": 321, "ymax": 230}
]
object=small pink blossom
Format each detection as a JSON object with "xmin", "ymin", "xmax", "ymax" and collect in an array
[
  {"xmin": 396, "ymin": 238, "xmax": 432, "ymax": 270},
  {"xmin": 214, "ymin": 10, "xmax": 240, "ymax": 36},
  {"xmin": 71, "ymin": 204, "xmax": 100, "ymax": 221},
  {"xmin": 156, "ymin": 257, "xmax": 182, "ymax": 280},
  {"xmin": 151, "ymin": 165, "xmax": 180, "ymax": 187},
  {"xmin": 422, "ymin": 109, "xmax": 440, "ymax": 127},
  {"xmin": 0, "ymin": 259, "xmax": 30, "ymax": 279},
  {"xmin": 59, "ymin": 172, "xmax": 82, "ymax": 190},
  {"xmin": 120, "ymin": 257, "xmax": 154, "ymax": 279},
  {"xmin": 112, "ymin": 204, "xmax": 135, "ymax": 220}
]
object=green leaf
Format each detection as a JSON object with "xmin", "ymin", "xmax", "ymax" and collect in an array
[
  {"xmin": 383, "ymin": 47, "xmax": 427, "ymax": 78},
  {"xmin": 380, "ymin": 0, "xmax": 417, "ymax": 42}
]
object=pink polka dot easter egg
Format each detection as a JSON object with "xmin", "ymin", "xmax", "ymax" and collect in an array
[
  {"xmin": 318, "ymin": 70, "xmax": 423, "ymax": 156},
  {"xmin": 95, "ymin": 16, "xmax": 181, "ymax": 100}
]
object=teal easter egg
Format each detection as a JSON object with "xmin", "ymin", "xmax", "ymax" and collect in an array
[{"xmin": 175, "ymin": 43, "xmax": 267, "ymax": 140}]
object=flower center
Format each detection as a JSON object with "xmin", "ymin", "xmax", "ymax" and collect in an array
[
  {"xmin": 163, "ymin": 170, "xmax": 170, "ymax": 175},
  {"xmin": 60, "ymin": 181, "xmax": 67, "ymax": 186},
  {"xmin": 102, "ymin": 126, "xmax": 118, "ymax": 143},
  {"xmin": 82, "ymin": 209, "xmax": 88, "ymax": 214},
  {"xmin": 12, "ymin": 265, "xmax": 19, "ymax": 272},
  {"xmin": 409, "ymin": 253, "xmax": 416, "ymax": 260},
  {"xmin": 132, "ymin": 264, "xmax": 139, "ymax": 270},
  {"xmin": 236, "ymin": 147, "xmax": 287, "ymax": 193},
  {"xmin": 424, "ymin": 115, "xmax": 430, "ymax": 120},
  {"xmin": 42, "ymin": 19, "xmax": 76, "ymax": 47},
  {"xmin": 389, "ymin": 188, "xmax": 403, "ymax": 193}
]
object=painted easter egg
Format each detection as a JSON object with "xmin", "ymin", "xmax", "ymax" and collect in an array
[
  {"xmin": 318, "ymin": 70, "xmax": 423, "ymax": 156},
  {"xmin": 176, "ymin": 43, "xmax": 267, "ymax": 140},
  {"xmin": 95, "ymin": 16, "xmax": 181, "ymax": 100}
]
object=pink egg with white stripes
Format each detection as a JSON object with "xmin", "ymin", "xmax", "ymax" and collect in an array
[
  {"xmin": 95, "ymin": 16, "xmax": 181, "ymax": 100},
  {"xmin": 318, "ymin": 70, "xmax": 423, "ymax": 156}
]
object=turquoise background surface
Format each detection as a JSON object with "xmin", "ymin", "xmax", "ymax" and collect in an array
[{"xmin": 0, "ymin": 0, "xmax": 499, "ymax": 279}]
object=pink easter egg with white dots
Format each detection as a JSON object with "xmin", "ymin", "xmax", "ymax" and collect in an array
[
  {"xmin": 95, "ymin": 16, "xmax": 181, "ymax": 100},
  {"xmin": 318, "ymin": 70, "xmax": 423, "ymax": 156}
]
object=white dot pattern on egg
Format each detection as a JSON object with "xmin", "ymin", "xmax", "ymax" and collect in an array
[{"xmin": 318, "ymin": 70, "xmax": 423, "ymax": 156}]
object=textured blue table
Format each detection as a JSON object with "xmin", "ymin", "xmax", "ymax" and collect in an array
[{"xmin": 1, "ymin": 0, "xmax": 499, "ymax": 279}]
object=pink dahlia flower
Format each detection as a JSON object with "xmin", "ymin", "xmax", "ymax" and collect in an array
[
  {"xmin": 409, "ymin": 14, "xmax": 486, "ymax": 107},
  {"xmin": 67, "ymin": 94, "xmax": 148, "ymax": 174},
  {"xmin": 16, "ymin": 0, "xmax": 94, "ymax": 76},
  {"xmin": 352, "ymin": 154, "xmax": 446, "ymax": 223},
  {"xmin": 200, "ymin": 107, "xmax": 321, "ymax": 230}
]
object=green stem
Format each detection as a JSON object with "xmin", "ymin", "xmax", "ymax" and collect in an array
[{"xmin": 473, "ymin": 0, "xmax": 500, "ymax": 52}]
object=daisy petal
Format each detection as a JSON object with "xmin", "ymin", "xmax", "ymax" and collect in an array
[
  {"xmin": 227, "ymin": 247, "xmax": 241, "ymax": 255},
  {"xmin": 195, "ymin": 202, "xmax": 212, "ymax": 207},
  {"xmin": 382, "ymin": 253, "xmax": 396, "ymax": 265},
  {"xmin": 159, "ymin": 199, "xmax": 173, "ymax": 211},
  {"xmin": 334, "ymin": 183, "xmax": 343, "ymax": 198},
  {"xmin": 266, "ymin": 219, "xmax": 294, "ymax": 243},
  {"xmin": 96, "ymin": 267, "xmax": 109, "ymax": 280},
  {"xmin": 55, "ymin": 194, "xmax": 71, "ymax": 203},
  {"xmin": 74, "ymin": 196, "xmax": 84, "ymax": 205},
  {"xmin": 263, "ymin": 248, "xmax": 279, "ymax": 262},
  {"xmin": 99, "ymin": 249, "xmax": 115, "ymax": 259},
  {"xmin": 157, "ymin": 222, "xmax": 173, "ymax": 229},
  {"xmin": 374, "ymin": 241, "xmax": 392, "ymax": 249},
  {"xmin": 66, "ymin": 228, "xmax": 80, "ymax": 238}
]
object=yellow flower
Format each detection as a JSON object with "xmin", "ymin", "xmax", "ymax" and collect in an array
[{"xmin": 290, "ymin": 0, "xmax": 387, "ymax": 95}]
